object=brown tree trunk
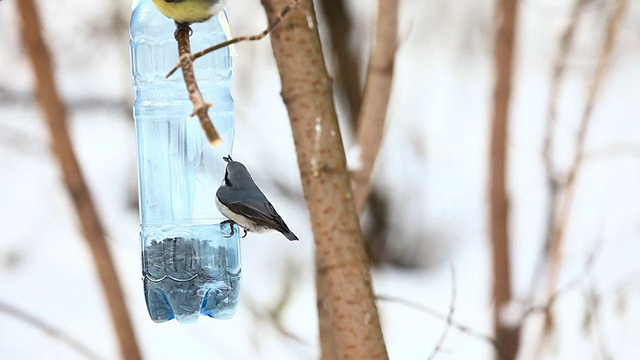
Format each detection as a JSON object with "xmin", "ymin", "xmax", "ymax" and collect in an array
[
  {"xmin": 489, "ymin": 0, "xmax": 521, "ymax": 359},
  {"xmin": 261, "ymin": 0, "xmax": 388, "ymax": 359},
  {"xmin": 16, "ymin": 1, "xmax": 142, "ymax": 359}
]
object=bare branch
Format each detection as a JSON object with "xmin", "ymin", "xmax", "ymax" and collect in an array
[
  {"xmin": 489, "ymin": 0, "xmax": 521, "ymax": 358},
  {"xmin": 319, "ymin": 0, "xmax": 362, "ymax": 125},
  {"xmin": 375, "ymin": 294, "xmax": 504, "ymax": 358},
  {"xmin": 174, "ymin": 26, "xmax": 221, "ymax": 147},
  {"xmin": 247, "ymin": 261, "xmax": 308, "ymax": 346},
  {"xmin": 16, "ymin": 1, "xmax": 141, "ymax": 359},
  {"xmin": 0, "ymin": 300, "xmax": 103, "ymax": 360},
  {"xmin": 586, "ymin": 283, "xmax": 614, "ymax": 360},
  {"xmin": 583, "ymin": 142, "xmax": 640, "ymax": 161},
  {"xmin": 530, "ymin": 0, "xmax": 588, "ymax": 303},
  {"xmin": 166, "ymin": 1, "xmax": 298, "ymax": 79},
  {"xmin": 427, "ymin": 266, "xmax": 457, "ymax": 360},
  {"xmin": 522, "ymin": 244, "xmax": 598, "ymax": 319},
  {"xmin": 351, "ymin": 0, "xmax": 399, "ymax": 213},
  {"xmin": 543, "ymin": 0, "xmax": 628, "ymax": 335}
]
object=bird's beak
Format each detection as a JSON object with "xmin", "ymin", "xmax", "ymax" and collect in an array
[{"xmin": 223, "ymin": 155, "xmax": 233, "ymax": 163}]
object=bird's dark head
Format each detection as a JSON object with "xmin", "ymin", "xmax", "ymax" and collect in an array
[{"xmin": 223, "ymin": 155, "xmax": 252, "ymax": 186}]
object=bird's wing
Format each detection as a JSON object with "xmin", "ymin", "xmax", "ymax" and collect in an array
[{"xmin": 231, "ymin": 198, "xmax": 286, "ymax": 227}]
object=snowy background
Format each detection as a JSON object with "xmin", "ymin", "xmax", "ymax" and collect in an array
[{"xmin": 1, "ymin": 0, "xmax": 640, "ymax": 359}]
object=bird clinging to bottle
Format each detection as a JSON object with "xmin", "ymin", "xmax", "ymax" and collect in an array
[
  {"xmin": 151, "ymin": 0, "xmax": 228, "ymax": 25},
  {"xmin": 216, "ymin": 156, "xmax": 299, "ymax": 241}
]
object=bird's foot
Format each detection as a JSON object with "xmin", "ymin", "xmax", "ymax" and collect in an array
[
  {"xmin": 174, "ymin": 22, "xmax": 193, "ymax": 39},
  {"xmin": 220, "ymin": 220, "xmax": 236, "ymax": 238},
  {"xmin": 220, "ymin": 220, "xmax": 248, "ymax": 238}
]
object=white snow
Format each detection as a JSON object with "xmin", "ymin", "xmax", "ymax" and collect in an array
[{"xmin": 1, "ymin": 0, "xmax": 640, "ymax": 359}]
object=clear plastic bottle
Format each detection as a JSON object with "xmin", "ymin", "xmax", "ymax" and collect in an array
[{"xmin": 130, "ymin": 0, "xmax": 241, "ymax": 323}]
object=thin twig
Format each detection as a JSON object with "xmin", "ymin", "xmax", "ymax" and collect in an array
[
  {"xmin": 543, "ymin": 0, "xmax": 628, "ymax": 334},
  {"xmin": 0, "ymin": 300, "xmax": 103, "ymax": 360},
  {"xmin": 244, "ymin": 298, "xmax": 308, "ymax": 346},
  {"xmin": 16, "ymin": 1, "xmax": 141, "ymax": 359},
  {"xmin": 530, "ymin": 0, "xmax": 587, "ymax": 304},
  {"xmin": 267, "ymin": 261, "xmax": 306, "ymax": 344},
  {"xmin": 522, "ymin": 243, "xmax": 598, "ymax": 319},
  {"xmin": 351, "ymin": 0, "xmax": 399, "ymax": 213},
  {"xmin": 175, "ymin": 26, "xmax": 221, "ymax": 146},
  {"xmin": 0, "ymin": 87, "xmax": 129, "ymax": 113},
  {"xmin": 375, "ymin": 294, "xmax": 505, "ymax": 358},
  {"xmin": 166, "ymin": 0, "xmax": 298, "ymax": 79},
  {"xmin": 427, "ymin": 266, "xmax": 457, "ymax": 360},
  {"xmin": 583, "ymin": 142, "xmax": 640, "ymax": 161},
  {"xmin": 586, "ymin": 282, "xmax": 613, "ymax": 360}
]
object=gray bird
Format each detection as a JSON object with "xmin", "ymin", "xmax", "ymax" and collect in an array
[{"xmin": 216, "ymin": 156, "xmax": 299, "ymax": 241}]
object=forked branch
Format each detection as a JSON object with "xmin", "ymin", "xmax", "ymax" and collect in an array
[
  {"xmin": 543, "ymin": 0, "xmax": 628, "ymax": 336},
  {"xmin": 166, "ymin": 0, "xmax": 298, "ymax": 78}
]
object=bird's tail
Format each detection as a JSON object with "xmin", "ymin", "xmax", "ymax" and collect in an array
[{"xmin": 281, "ymin": 229, "xmax": 299, "ymax": 241}]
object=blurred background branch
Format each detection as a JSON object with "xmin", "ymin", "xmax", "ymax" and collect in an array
[
  {"xmin": 542, "ymin": 0, "xmax": 628, "ymax": 341},
  {"xmin": 426, "ymin": 266, "xmax": 456, "ymax": 360},
  {"xmin": 532, "ymin": 0, "xmax": 587, "ymax": 302},
  {"xmin": 318, "ymin": 0, "xmax": 362, "ymax": 125},
  {"xmin": 376, "ymin": 294, "xmax": 506, "ymax": 358},
  {"xmin": 15, "ymin": 1, "xmax": 141, "ymax": 359},
  {"xmin": 0, "ymin": 300, "xmax": 103, "ymax": 360},
  {"xmin": 488, "ymin": 0, "xmax": 520, "ymax": 358},
  {"xmin": 351, "ymin": 0, "xmax": 399, "ymax": 214}
]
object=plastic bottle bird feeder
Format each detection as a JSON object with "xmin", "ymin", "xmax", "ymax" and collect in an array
[{"xmin": 130, "ymin": 0, "xmax": 241, "ymax": 323}]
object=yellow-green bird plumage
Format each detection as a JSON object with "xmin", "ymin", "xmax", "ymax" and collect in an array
[{"xmin": 151, "ymin": 0, "xmax": 227, "ymax": 24}]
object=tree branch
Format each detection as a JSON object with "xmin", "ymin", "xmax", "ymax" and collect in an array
[
  {"xmin": 16, "ymin": 1, "xmax": 141, "ymax": 359},
  {"xmin": 585, "ymin": 282, "xmax": 614, "ymax": 360},
  {"xmin": 543, "ymin": 0, "xmax": 628, "ymax": 336},
  {"xmin": 319, "ymin": 0, "xmax": 362, "ymax": 124},
  {"xmin": 0, "ymin": 300, "xmax": 103, "ymax": 360},
  {"xmin": 244, "ymin": 262, "xmax": 309, "ymax": 346},
  {"xmin": 166, "ymin": 1, "xmax": 298, "ymax": 79},
  {"xmin": 523, "ymin": 244, "xmax": 597, "ymax": 320},
  {"xmin": 351, "ymin": 0, "xmax": 399, "ymax": 213},
  {"xmin": 531, "ymin": 0, "xmax": 587, "ymax": 302},
  {"xmin": 427, "ymin": 266, "xmax": 457, "ymax": 360},
  {"xmin": 261, "ymin": 0, "xmax": 388, "ymax": 358},
  {"xmin": 489, "ymin": 0, "xmax": 521, "ymax": 359},
  {"xmin": 174, "ymin": 26, "xmax": 221, "ymax": 147},
  {"xmin": 375, "ymin": 294, "xmax": 504, "ymax": 358}
]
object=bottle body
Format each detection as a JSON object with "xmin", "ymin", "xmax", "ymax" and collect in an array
[{"xmin": 130, "ymin": 0, "xmax": 240, "ymax": 323}]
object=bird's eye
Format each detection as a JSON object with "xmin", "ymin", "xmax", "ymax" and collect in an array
[{"xmin": 224, "ymin": 170, "xmax": 231, "ymax": 186}]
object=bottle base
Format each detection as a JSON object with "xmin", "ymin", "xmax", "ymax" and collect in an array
[
  {"xmin": 144, "ymin": 272, "xmax": 241, "ymax": 323},
  {"xmin": 141, "ymin": 229, "xmax": 242, "ymax": 323}
]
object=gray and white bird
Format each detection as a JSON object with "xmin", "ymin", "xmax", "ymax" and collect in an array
[{"xmin": 216, "ymin": 156, "xmax": 299, "ymax": 241}]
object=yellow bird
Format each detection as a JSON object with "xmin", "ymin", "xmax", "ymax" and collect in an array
[{"xmin": 151, "ymin": 0, "xmax": 228, "ymax": 24}]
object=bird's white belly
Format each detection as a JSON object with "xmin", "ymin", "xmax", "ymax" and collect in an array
[{"xmin": 215, "ymin": 197, "xmax": 269, "ymax": 233}]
